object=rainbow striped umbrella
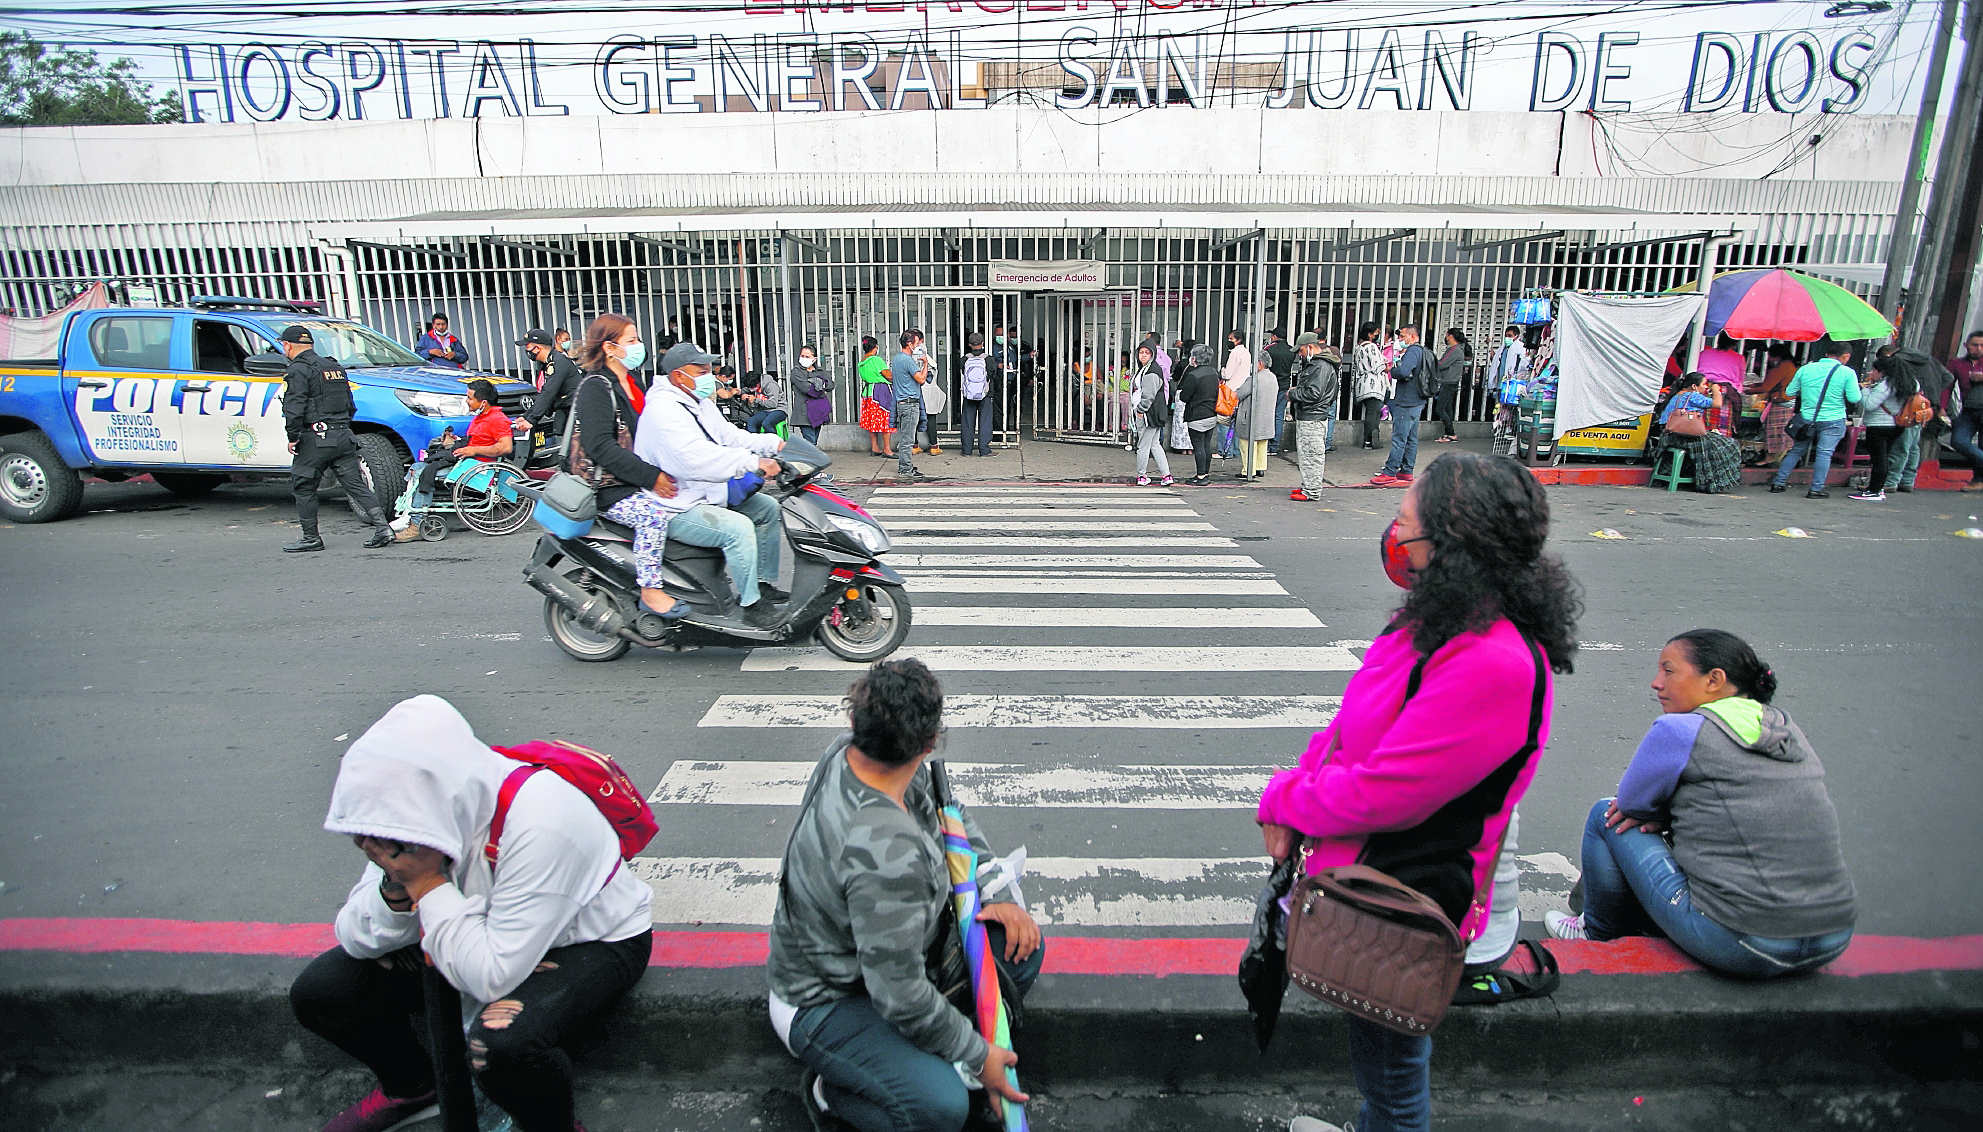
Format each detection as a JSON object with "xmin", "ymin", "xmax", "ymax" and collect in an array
[
  {"xmin": 1667, "ymin": 268, "xmax": 1893, "ymax": 342},
  {"xmin": 932, "ymin": 763, "xmax": 1028, "ymax": 1132}
]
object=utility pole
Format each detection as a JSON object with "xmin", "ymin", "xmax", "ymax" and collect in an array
[
  {"xmin": 1879, "ymin": 0, "xmax": 1961, "ymax": 322},
  {"xmin": 1902, "ymin": 0, "xmax": 1983, "ymax": 358}
]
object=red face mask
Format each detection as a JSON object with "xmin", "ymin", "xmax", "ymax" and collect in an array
[{"xmin": 1381, "ymin": 519, "xmax": 1432, "ymax": 589}]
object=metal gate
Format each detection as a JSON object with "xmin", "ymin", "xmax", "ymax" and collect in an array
[
  {"xmin": 905, "ymin": 289, "xmax": 1021, "ymax": 448},
  {"xmin": 1029, "ymin": 287, "xmax": 1142, "ymax": 444}
]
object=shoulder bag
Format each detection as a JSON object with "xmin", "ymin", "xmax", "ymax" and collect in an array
[
  {"xmin": 1215, "ymin": 381, "xmax": 1239, "ymax": 418},
  {"xmin": 1665, "ymin": 405, "xmax": 1709, "ymax": 437}
]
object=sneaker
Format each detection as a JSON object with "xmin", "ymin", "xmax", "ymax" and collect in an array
[
  {"xmin": 1849, "ymin": 490, "xmax": 1885, "ymax": 501},
  {"xmin": 1290, "ymin": 488, "xmax": 1313, "ymax": 501},
  {"xmin": 1896, "ymin": 485, "xmax": 1913, "ymax": 493},
  {"xmin": 319, "ymin": 1086, "xmax": 438, "ymax": 1132},
  {"xmin": 1370, "ymin": 474, "xmax": 1400, "ymax": 486},
  {"xmin": 1136, "ymin": 476, "xmax": 1151, "ymax": 486},
  {"xmin": 1289, "ymin": 1118, "xmax": 1349, "ymax": 1132},
  {"xmin": 1544, "ymin": 910, "xmax": 1588, "ymax": 941},
  {"xmin": 799, "ymin": 1068, "xmax": 854, "ymax": 1132},
  {"xmin": 1768, "ymin": 483, "xmax": 1787, "ymax": 493},
  {"xmin": 1395, "ymin": 473, "xmax": 1414, "ymax": 483},
  {"xmin": 1806, "ymin": 489, "xmax": 1830, "ymax": 499},
  {"xmin": 1160, "ymin": 476, "xmax": 1175, "ymax": 486}
]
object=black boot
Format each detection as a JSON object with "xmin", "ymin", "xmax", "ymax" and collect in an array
[
  {"xmin": 283, "ymin": 527, "xmax": 325, "ymax": 553},
  {"xmin": 362, "ymin": 507, "xmax": 395, "ymax": 549}
]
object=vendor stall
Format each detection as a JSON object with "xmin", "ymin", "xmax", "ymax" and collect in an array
[{"xmin": 1514, "ymin": 291, "xmax": 1704, "ymax": 465}]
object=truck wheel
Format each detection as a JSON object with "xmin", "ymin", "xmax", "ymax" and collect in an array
[
  {"xmin": 0, "ymin": 431, "xmax": 86, "ymax": 523},
  {"xmin": 320, "ymin": 433, "xmax": 408, "ymax": 517},
  {"xmin": 152, "ymin": 472, "xmax": 228, "ymax": 498}
]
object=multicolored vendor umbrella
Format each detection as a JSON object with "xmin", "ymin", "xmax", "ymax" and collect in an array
[
  {"xmin": 1668, "ymin": 268, "xmax": 1893, "ymax": 342},
  {"xmin": 934, "ymin": 764, "xmax": 1029, "ymax": 1132}
]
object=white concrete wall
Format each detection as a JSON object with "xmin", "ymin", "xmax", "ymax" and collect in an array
[{"xmin": 0, "ymin": 107, "xmax": 1913, "ymax": 187}]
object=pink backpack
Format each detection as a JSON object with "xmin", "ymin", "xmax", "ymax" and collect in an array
[{"xmin": 484, "ymin": 740, "xmax": 658, "ymax": 874}]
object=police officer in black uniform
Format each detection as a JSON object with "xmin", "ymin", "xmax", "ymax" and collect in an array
[
  {"xmin": 279, "ymin": 325, "xmax": 394, "ymax": 552},
  {"xmin": 517, "ymin": 328, "xmax": 579, "ymax": 447}
]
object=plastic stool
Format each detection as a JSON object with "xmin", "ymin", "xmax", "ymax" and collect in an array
[
  {"xmin": 774, "ymin": 420, "xmax": 790, "ymax": 441},
  {"xmin": 1650, "ymin": 445, "xmax": 1693, "ymax": 492}
]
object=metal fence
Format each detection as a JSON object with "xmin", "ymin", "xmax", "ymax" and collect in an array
[{"xmin": 2, "ymin": 215, "xmax": 1893, "ymax": 442}]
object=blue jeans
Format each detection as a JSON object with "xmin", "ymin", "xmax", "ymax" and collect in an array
[
  {"xmin": 798, "ymin": 425, "xmax": 820, "ymax": 444},
  {"xmin": 1771, "ymin": 417, "xmax": 1849, "ymax": 491},
  {"xmin": 1951, "ymin": 409, "xmax": 1983, "ymax": 473},
  {"xmin": 663, "ymin": 493, "xmax": 781, "ymax": 606},
  {"xmin": 1346, "ymin": 1015, "xmax": 1432, "ymax": 1132},
  {"xmin": 787, "ymin": 925, "xmax": 1043, "ymax": 1132},
  {"xmin": 1887, "ymin": 424, "xmax": 1921, "ymax": 489},
  {"xmin": 1381, "ymin": 402, "xmax": 1422, "ymax": 476},
  {"xmin": 747, "ymin": 409, "xmax": 787, "ymax": 434},
  {"xmin": 893, "ymin": 399, "xmax": 923, "ymax": 473},
  {"xmin": 959, "ymin": 398, "xmax": 992, "ymax": 455},
  {"xmin": 1578, "ymin": 799, "xmax": 1853, "ymax": 978}
]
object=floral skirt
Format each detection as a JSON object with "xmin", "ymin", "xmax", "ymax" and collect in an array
[{"xmin": 859, "ymin": 397, "xmax": 892, "ymax": 432}]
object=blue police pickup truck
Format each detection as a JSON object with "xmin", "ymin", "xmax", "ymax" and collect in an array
[{"xmin": 0, "ymin": 297, "xmax": 538, "ymax": 523}]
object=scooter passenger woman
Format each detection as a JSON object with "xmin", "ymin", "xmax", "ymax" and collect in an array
[{"xmin": 567, "ymin": 314, "xmax": 680, "ymax": 621}]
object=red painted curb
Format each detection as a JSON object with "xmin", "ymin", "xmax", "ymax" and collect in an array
[{"xmin": 3, "ymin": 919, "xmax": 1979, "ymax": 979}]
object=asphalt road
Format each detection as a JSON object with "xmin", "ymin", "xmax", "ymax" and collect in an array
[{"xmin": 0, "ymin": 465, "xmax": 1977, "ymax": 939}]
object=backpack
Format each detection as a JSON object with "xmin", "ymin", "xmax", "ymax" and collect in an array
[
  {"xmin": 1895, "ymin": 392, "xmax": 1934, "ymax": 427},
  {"xmin": 485, "ymin": 740, "xmax": 659, "ymax": 873},
  {"xmin": 1141, "ymin": 376, "xmax": 1173, "ymax": 430},
  {"xmin": 962, "ymin": 353, "xmax": 989, "ymax": 401},
  {"xmin": 1410, "ymin": 347, "xmax": 1437, "ymax": 398}
]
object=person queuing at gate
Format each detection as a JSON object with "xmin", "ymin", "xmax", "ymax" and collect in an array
[
  {"xmin": 518, "ymin": 329, "xmax": 580, "ymax": 445},
  {"xmin": 1650, "ymin": 372, "xmax": 1741, "ymax": 496},
  {"xmin": 1179, "ymin": 343, "xmax": 1223, "ymax": 485},
  {"xmin": 1547, "ymin": 630, "xmax": 1856, "ymax": 978},
  {"xmin": 566, "ymin": 314, "xmax": 681, "ymax": 621},
  {"xmin": 1130, "ymin": 342, "xmax": 1174, "ymax": 486},
  {"xmin": 1372, "ymin": 325, "xmax": 1430, "ymax": 487},
  {"xmin": 1267, "ymin": 453, "xmax": 1577, "ymax": 1132},
  {"xmin": 1263, "ymin": 327, "xmax": 1297, "ymax": 456},
  {"xmin": 1351, "ymin": 322, "xmax": 1389, "ymax": 451},
  {"xmin": 1769, "ymin": 339, "xmax": 1861, "ymax": 498},
  {"xmin": 395, "ymin": 379, "xmax": 513, "ymax": 542},
  {"xmin": 290, "ymin": 695, "xmax": 654, "ymax": 1132},
  {"xmin": 769, "ymin": 659, "xmax": 1044, "ymax": 1132},
  {"xmin": 1428, "ymin": 329, "xmax": 1472, "ymax": 444},
  {"xmin": 415, "ymin": 312, "xmax": 470, "ymax": 370},
  {"xmin": 891, "ymin": 330, "xmax": 932, "ymax": 479},
  {"xmin": 1286, "ymin": 333, "xmax": 1338, "ymax": 502},
  {"xmin": 858, "ymin": 335, "xmax": 894, "ymax": 456},
  {"xmin": 740, "ymin": 370, "xmax": 788, "ymax": 435},
  {"xmin": 793, "ymin": 344, "xmax": 834, "ymax": 445},
  {"xmin": 1220, "ymin": 329, "xmax": 1252, "ymax": 460},
  {"xmin": 279, "ymin": 324, "xmax": 395, "ymax": 553},
  {"xmin": 632, "ymin": 342, "xmax": 789, "ymax": 628},
  {"xmin": 958, "ymin": 332, "xmax": 995, "ymax": 458},
  {"xmin": 1849, "ymin": 349, "xmax": 1926, "ymax": 502},
  {"xmin": 1486, "ymin": 326, "xmax": 1528, "ymax": 457},
  {"xmin": 1945, "ymin": 330, "xmax": 1983, "ymax": 490},
  {"xmin": 1233, "ymin": 341, "xmax": 1278, "ymax": 480},
  {"xmin": 1872, "ymin": 345, "xmax": 1925, "ymax": 493}
]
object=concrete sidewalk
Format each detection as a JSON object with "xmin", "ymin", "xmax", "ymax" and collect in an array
[{"xmin": 4, "ymin": 927, "xmax": 1980, "ymax": 1130}]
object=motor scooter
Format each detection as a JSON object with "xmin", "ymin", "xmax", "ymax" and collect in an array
[{"xmin": 517, "ymin": 437, "xmax": 910, "ymax": 663}]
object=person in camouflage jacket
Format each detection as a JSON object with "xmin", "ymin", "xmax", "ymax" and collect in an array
[{"xmin": 769, "ymin": 660, "xmax": 1043, "ymax": 1132}]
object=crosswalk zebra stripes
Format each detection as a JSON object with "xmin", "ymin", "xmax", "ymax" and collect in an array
[{"xmin": 639, "ymin": 484, "xmax": 1575, "ymax": 933}]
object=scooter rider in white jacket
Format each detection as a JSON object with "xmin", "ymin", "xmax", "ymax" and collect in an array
[
  {"xmin": 290, "ymin": 695, "xmax": 652, "ymax": 1132},
  {"xmin": 632, "ymin": 341, "xmax": 788, "ymax": 627}
]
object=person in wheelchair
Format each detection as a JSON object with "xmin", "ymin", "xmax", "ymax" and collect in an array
[
  {"xmin": 632, "ymin": 343, "xmax": 789, "ymax": 629},
  {"xmin": 395, "ymin": 379, "xmax": 512, "ymax": 540}
]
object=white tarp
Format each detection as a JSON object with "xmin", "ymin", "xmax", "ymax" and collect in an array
[
  {"xmin": 1553, "ymin": 292, "xmax": 1705, "ymax": 438},
  {"xmin": 0, "ymin": 282, "xmax": 111, "ymax": 361}
]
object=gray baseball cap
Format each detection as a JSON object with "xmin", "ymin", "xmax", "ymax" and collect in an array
[{"xmin": 658, "ymin": 342, "xmax": 719, "ymax": 374}]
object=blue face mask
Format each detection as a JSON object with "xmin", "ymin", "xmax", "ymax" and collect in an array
[
  {"xmin": 691, "ymin": 372, "xmax": 719, "ymax": 400},
  {"xmin": 618, "ymin": 342, "xmax": 647, "ymax": 370}
]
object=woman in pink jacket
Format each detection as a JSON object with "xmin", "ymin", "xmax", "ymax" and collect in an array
[{"xmin": 1261, "ymin": 452, "xmax": 1581, "ymax": 1132}]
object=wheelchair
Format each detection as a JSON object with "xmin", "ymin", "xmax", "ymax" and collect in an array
[{"xmin": 393, "ymin": 423, "xmax": 537, "ymax": 540}]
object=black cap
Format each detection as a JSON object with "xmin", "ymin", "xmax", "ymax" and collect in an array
[
  {"xmin": 658, "ymin": 341, "xmax": 719, "ymax": 374},
  {"xmin": 516, "ymin": 329, "xmax": 554, "ymax": 347},
  {"xmin": 279, "ymin": 325, "xmax": 313, "ymax": 344}
]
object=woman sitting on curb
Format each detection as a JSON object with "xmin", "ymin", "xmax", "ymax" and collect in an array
[{"xmin": 1547, "ymin": 629, "xmax": 1856, "ymax": 978}]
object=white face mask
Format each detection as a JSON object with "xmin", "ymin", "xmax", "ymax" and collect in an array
[{"xmin": 800, "ymin": 357, "xmax": 815, "ymax": 368}]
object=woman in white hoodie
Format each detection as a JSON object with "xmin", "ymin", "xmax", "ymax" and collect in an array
[{"xmin": 289, "ymin": 696, "xmax": 652, "ymax": 1132}]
